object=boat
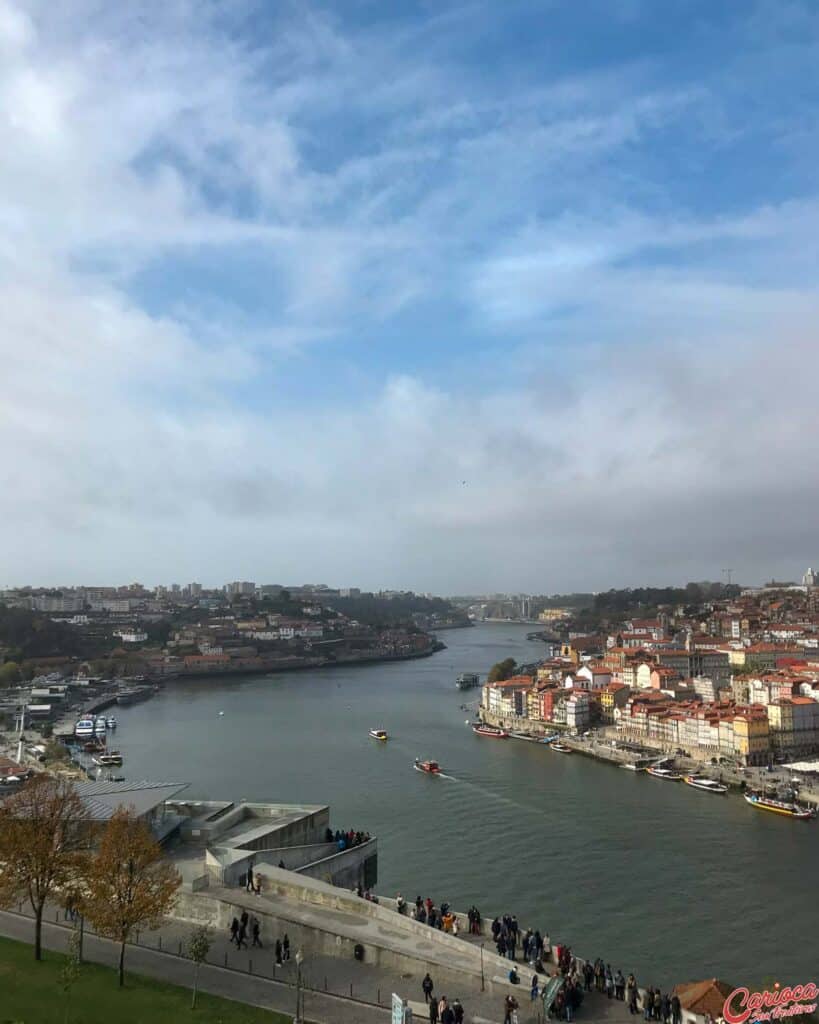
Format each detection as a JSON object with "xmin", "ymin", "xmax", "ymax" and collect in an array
[
  {"xmin": 116, "ymin": 686, "xmax": 154, "ymax": 706},
  {"xmin": 621, "ymin": 762, "xmax": 647, "ymax": 772},
  {"xmin": 92, "ymin": 751, "xmax": 124, "ymax": 767},
  {"xmin": 646, "ymin": 766, "xmax": 682, "ymax": 781},
  {"xmin": 106, "ymin": 716, "xmax": 117, "ymax": 729},
  {"xmin": 744, "ymin": 791, "xmax": 816, "ymax": 820},
  {"xmin": 550, "ymin": 742, "xmax": 573, "ymax": 754},
  {"xmin": 456, "ymin": 672, "xmax": 480, "ymax": 690},
  {"xmin": 683, "ymin": 775, "xmax": 728, "ymax": 794},
  {"xmin": 94, "ymin": 717, "xmax": 107, "ymax": 734},
  {"xmin": 509, "ymin": 732, "xmax": 552, "ymax": 743},
  {"xmin": 414, "ymin": 758, "xmax": 442, "ymax": 774},
  {"xmin": 83, "ymin": 739, "xmax": 105, "ymax": 752},
  {"xmin": 472, "ymin": 724, "xmax": 509, "ymax": 739},
  {"xmin": 369, "ymin": 729, "xmax": 388, "ymax": 741},
  {"xmin": 74, "ymin": 719, "xmax": 95, "ymax": 738}
]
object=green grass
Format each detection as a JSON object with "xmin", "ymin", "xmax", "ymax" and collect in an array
[{"xmin": 0, "ymin": 935, "xmax": 292, "ymax": 1024}]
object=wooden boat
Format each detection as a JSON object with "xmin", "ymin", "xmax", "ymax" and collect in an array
[
  {"xmin": 683, "ymin": 775, "xmax": 727, "ymax": 794},
  {"xmin": 369, "ymin": 729, "xmax": 388, "ymax": 741},
  {"xmin": 92, "ymin": 751, "xmax": 123, "ymax": 767},
  {"xmin": 472, "ymin": 724, "xmax": 509, "ymax": 739},
  {"xmin": 414, "ymin": 758, "xmax": 442, "ymax": 774},
  {"xmin": 744, "ymin": 791, "xmax": 816, "ymax": 820},
  {"xmin": 550, "ymin": 742, "xmax": 573, "ymax": 754}
]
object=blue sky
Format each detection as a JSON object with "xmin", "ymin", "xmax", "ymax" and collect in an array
[{"xmin": 1, "ymin": 0, "xmax": 818, "ymax": 591}]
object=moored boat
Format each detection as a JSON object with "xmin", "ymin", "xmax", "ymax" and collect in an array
[
  {"xmin": 744, "ymin": 791, "xmax": 816, "ymax": 820},
  {"xmin": 74, "ymin": 718, "xmax": 95, "ymax": 738},
  {"xmin": 647, "ymin": 766, "xmax": 682, "ymax": 781},
  {"xmin": 92, "ymin": 751, "xmax": 124, "ymax": 767},
  {"xmin": 472, "ymin": 724, "xmax": 509, "ymax": 739},
  {"xmin": 369, "ymin": 729, "xmax": 388, "ymax": 741},
  {"xmin": 456, "ymin": 672, "xmax": 480, "ymax": 690},
  {"xmin": 621, "ymin": 762, "xmax": 647, "ymax": 772},
  {"xmin": 550, "ymin": 742, "xmax": 573, "ymax": 754},
  {"xmin": 414, "ymin": 758, "xmax": 442, "ymax": 774},
  {"xmin": 106, "ymin": 716, "xmax": 117, "ymax": 729},
  {"xmin": 683, "ymin": 775, "xmax": 727, "ymax": 794}
]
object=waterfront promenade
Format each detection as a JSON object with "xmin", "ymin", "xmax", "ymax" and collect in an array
[{"xmin": 0, "ymin": 900, "xmax": 647, "ymax": 1024}]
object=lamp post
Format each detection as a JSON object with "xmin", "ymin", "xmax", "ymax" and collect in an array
[
  {"xmin": 294, "ymin": 949, "xmax": 304, "ymax": 1023},
  {"xmin": 480, "ymin": 942, "xmax": 485, "ymax": 992}
]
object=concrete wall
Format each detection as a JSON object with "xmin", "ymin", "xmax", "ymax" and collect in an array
[{"xmin": 287, "ymin": 839, "xmax": 377, "ymax": 890}]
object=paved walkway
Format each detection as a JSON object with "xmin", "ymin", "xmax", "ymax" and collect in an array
[{"xmin": 0, "ymin": 905, "xmax": 642, "ymax": 1024}]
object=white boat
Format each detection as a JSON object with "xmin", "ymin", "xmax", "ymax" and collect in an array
[
  {"xmin": 369, "ymin": 729, "xmax": 388, "ymax": 741},
  {"xmin": 106, "ymin": 716, "xmax": 117, "ymax": 729},
  {"xmin": 646, "ymin": 766, "xmax": 682, "ymax": 781},
  {"xmin": 74, "ymin": 719, "xmax": 95, "ymax": 738},
  {"xmin": 622, "ymin": 762, "xmax": 647, "ymax": 772},
  {"xmin": 683, "ymin": 775, "xmax": 728, "ymax": 794},
  {"xmin": 550, "ymin": 742, "xmax": 573, "ymax": 754},
  {"xmin": 94, "ymin": 718, "xmax": 107, "ymax": 734}
]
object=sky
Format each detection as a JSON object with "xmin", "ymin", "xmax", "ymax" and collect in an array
[{"xmin": 1, "ymin": 0, "xmax": 819, "ymax": 593}]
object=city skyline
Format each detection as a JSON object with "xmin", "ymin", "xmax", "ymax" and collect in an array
[{"xmin": 2, "ymin": 2, "xmax": 819, "ymax": 590}]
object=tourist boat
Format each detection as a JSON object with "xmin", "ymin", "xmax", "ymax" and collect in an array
[
  {"xmin": 456, "ymin": 672, "xmax": 480, "ymax": 690},
  {"xmin": 647, "ymin": 765, "xmax": 682, "ymax": 781},
  {"xmin": 472, "ymin": 724, "xmax": 509, "ymax": 739},
  {"xmin": 683, "ymin": 775, "xmax": 728, "ymax": 794},
  {"xmin": 550, "ymin": 742, "xmax": 573, "ymax": 754},
  {"xmin": 744, "ymin": 791, "xmax": 816, "ymax": 820},
  {"xmin": 92, "ymin": 751, "xmax": 124, "ymax": 767},
  {"xmin": 74, "ymin": 718, "xmax": 95, "ymax": 738},
  {"xmin": 106, "ymin": 716, "xmax": 117, "ymax": 729},
  {"xmin": 116, "ymin": 686, "xmax": 154, "ymax": 706},
  {"xmin": 414, "ymin": 758, "xmax": 442, "ymax": 774},
  {"xmin": 369, "ymin": 729, "xmax": 388, "ymax": 741}
]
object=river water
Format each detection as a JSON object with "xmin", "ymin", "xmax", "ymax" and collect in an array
[{"xmin": 114, "ymin": 623, "xmax": 817, "ymax": 989}]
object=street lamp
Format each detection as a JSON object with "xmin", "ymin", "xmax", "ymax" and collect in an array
[{"xmin": 294, "ymin": 949, "xmax": 304, "ymax": 1023}]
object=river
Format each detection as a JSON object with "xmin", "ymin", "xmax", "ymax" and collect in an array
[{"xmin": 114, "ymin": 623, "xmax": 817, "ymax": 989}]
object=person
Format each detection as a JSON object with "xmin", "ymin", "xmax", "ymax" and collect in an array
[
  {"xmin": 530, "ymin": 974, "xmax": 539, "ymax": 1001},
  {"xmin": 437, "ymin": 996, "xmax": 448, "ymax": 1022},
  {"xmin": 504, "ymin": 993, "xmax": 519, "ymax": 1024},
  {"xmin": 606, "ymin": 965, "xmax": 615, "ymax": 999},
  {"xmin": 644, "ymin": 986, "xmax": 654, "ymax": 1021},
  {"xmin": 282, "ymin": 933, "xmax": 290, "ymax": 961},
  {"xmin": 245, "ymin": 859, "xmax": 255, "ymax": 891},
  {"xmin": 627, "ymin": 975, "xmax": 638, "ymax": 1015},
  {"xmin": 240, "ymin": 909, "xmax": 249, "ymax": 932},
  {"xmin": 229, "ymin": 917, "xmax": 239, "ymax": 945},
  {"xmin": 397, "ymin": 893, "xmax": 407, "ymax": 915},
  {"xmin": 654, "ymin": 990, "xmax": 663, "ymax": 1021},
  {"xmin": 508, "ymin": 966, "xmax": 519, "ymax": 985},
  {"xmin": 422, "ymin": 972, "xmax": 434, "ymax": 1004},
  {"xmin": 671, "ymin": 994, "xmax": 682, "ymax": 1024},
  {"xmin": 452, "ymin": 998, "xmax": 464, "ymax": 1024},
  {"xmin": 584, "ymin": 961, "xmax": 594, "ymax": 992},
  {"xmin": 662, "ymin": 992, "xmax": 671, "ymax": 1024},
  {"xmin": 274, "ymin": 938, "xmax": 283, "ymax": 966},
  {"xmin": 429, "ymin": 997, "xmax": 439, "ymax": 1024},
  {"xmin": 251, "ymin": 916, "xmax": 262, "ymax": 948},
  {"xmin": 616, "ymin": 970, "xmax": 626, "ymax": 1001},
  {"xmin": 278, "ymin": 859, "xmax": 286, "ymax": 869},
  {"xmin": 236, "ymin": 920, "xmax": 247, "ymax": 949},
  {"xmin": 441, "ymin": 1003, "xmax": 455, "ymax": 1024},
  {"xmin": 254, "ymin": 872, "xmax": 262, "ymax": 895}
]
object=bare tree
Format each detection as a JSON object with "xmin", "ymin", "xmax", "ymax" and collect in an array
[
  {"xmin": 187, "ymin": 925, "xmax": 212, "ymax": 1009},
  {"xmin": 0, "ymin": 775, "xmax": 90, "ymax": 960},
  {"xmin": 82, "ymin": 808, "xmax": 180, "ymax": 987}
]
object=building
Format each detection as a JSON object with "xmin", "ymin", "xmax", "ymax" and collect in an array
[
  {"xmin": 803, "ymin": 567, "xmax": 817, "ymax": 588},
  {"xmin": 599, "ymin": 683, "xmax": 630, "ymax": 724},
  {"xmin": 482, "ymin": 675, "xmax": 534, "ymax": 718},
  {"xmin": 225, "ymin": 581, "xmax": 256, "ymax": 597}
]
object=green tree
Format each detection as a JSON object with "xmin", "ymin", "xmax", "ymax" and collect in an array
[
  {"xmin": 59, "ymin": 924, "xmax": 82, "ymax": 1024},
  {"xmin": 187, "ymin": 925, "xmax": 212, "ymax": 1009},
  {"xmin": 487, "ymin": 657, "xmax": 517, "ymax": 683},
  {"xmin": 0, "ymin": 661, "xmax": 20, "ymax": 686}
]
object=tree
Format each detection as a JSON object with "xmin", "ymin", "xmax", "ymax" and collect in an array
[
  {"xmin": 487, "ymin": 657, "xmax": 517, "ymax": 683},
  {"xmin": 59, "ymin": 924, "xmax": 82, "ymax": 1024},
  {"xmin": 82, "ymin": 809, "xmax": 180, "ymax": 987},
  {"xmin": 187, "ymin": 925, "xmax": 212, "ymax": 1009},
  {"xmin": 0, "ymin": 660, "xmax": 21, "ymax": 686},
  {"xmin": 0, "ymin": 775, "xmax": 90, "ymax": 960}
]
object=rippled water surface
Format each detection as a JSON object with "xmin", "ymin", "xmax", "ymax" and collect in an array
[{"xmin": 115, "ymin": 623, "xmax": 818, "ymax": 988}]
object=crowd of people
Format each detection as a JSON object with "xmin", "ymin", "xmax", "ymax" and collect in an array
[
  {"xmin": 326, "ymin": 827, "xmax": 372, "ymax": 850},
  {"xmin": 400, "ymin": 895, "xmax": 465, "ymax": 934},
  {"xmin": 228, "ymin": 910, "xmax": 264, "ymax": 950}
]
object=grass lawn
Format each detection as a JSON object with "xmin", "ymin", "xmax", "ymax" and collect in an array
[{"xmin": 0, "ymin": 935, "xmax": 293, "ymax": 1024}]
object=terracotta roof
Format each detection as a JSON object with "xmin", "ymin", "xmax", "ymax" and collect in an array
[{"xmin": 672, "ymin": 979, "xmax": 734, "ymax": 1017}]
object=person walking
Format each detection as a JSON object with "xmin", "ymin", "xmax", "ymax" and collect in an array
[
  {"xmin": 616, "ymin": 970, "xmax": 626, "ymax": 1001},
  {"xmin": 452, "ymin": 998, "xmax": 464, "ymax": 1024},
  {"xmin": 274, "ymin": 938, "xmax": 283, "ymax": 966},
  {"xmin": 236, "ymin": 920, "xmax": 247, "ymax": 949},
  {"xmin": 627, "ymin": 975, "xmax": 638, "ymax": 1015},
  {"xmin": 245, "ymin": 860, "xmax": 255, "ymax": 892},
  {"xmin": 251, "ymin": 916, "xmax": 262, "ymax": 948},
  {"xmin": 282, "ymin": 933, "xmax": 290, "ymax": 961},
  {"xmin": 437, "ymin": 996, "xmax": 448, "ymax": 1022},
  {"xmin": 428, "ymin": 996, "xmax": 439, "ymax": 1024},
  {"xmin": 441, "ymin": 1002, "xmax": 455, "ymax": 1024},
  {"xmin": 229, "ymin": 917, "xmax": 240, "ymax": 945},
  {"xmin": 606, "ymin": 964, "xmax": 615, "ymax": 999},
  {"xmin": 530, "ymin": 974, "xmax": 539, "ymax": 1001},
  {"xmin": 503, "ymin": 993, "xmax": 519, "ymax": 1024},
  {"xmin": 422, "ymin": 972, "xmax": 434, "ymax": 1004},
  {"xmin": 671, "ymin": 994, "xmax": 682, "ymax": 1024}
]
